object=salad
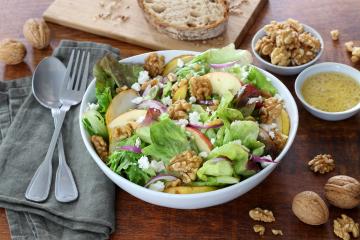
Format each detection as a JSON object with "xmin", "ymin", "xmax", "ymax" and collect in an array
[{"xmin": 82, "ymin": 44, "xmax": 290, "ymax": 194}]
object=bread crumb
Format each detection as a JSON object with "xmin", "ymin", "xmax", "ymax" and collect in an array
[{"xmin": 330, "ymin": 30, "xmax": 340, "ymax": 41}]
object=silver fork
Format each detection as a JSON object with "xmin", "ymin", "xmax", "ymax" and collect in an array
[{"xmin": 25, "ymin": 50, "xmax": 90, "ymax": 202}]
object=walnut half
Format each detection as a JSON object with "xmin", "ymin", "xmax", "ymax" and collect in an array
[
  {"xmin": 253, "ymin": 224, "xmax": 265, "ymax": 236},
  {"xmin": 333, "ymin": 214, "xmax": 359, "ymax": 240},
  {"xmin": 249, "ymin": 208, "xmax": 275, "ymax": 222},
  {"xmin": 144, "ymin": 52, "xmax": 165, "ymax": 77},
  {"xmin": 189, "ymin": 75, "xmax": 212, "ymax": 100},
  {"xmin": 259, "ymin": 97, "xmax": 283, "ymax": 123},
  {"xmin": 167, "ymin": 150, "xmax": 203, "ymax": 183},
  {"xmin": 91, "ymin": 135, "xmax": 108, "ymax": 161},
  {"xmin": 168, "ymin": 99, "xmax": 192, "ymax": 120},
  {"xmin": 308, "ymin": 154, "xmax": 335, "ymax": 174}
]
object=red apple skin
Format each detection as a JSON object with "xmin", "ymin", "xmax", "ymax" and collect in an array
[{"xmin": 186, "ymin": 126, "xmax": 213, "ymax": 152}]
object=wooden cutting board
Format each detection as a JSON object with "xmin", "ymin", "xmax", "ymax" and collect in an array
[{"xmin": 43, "ymin": 0, "xmax": 267, "ymax": 51}]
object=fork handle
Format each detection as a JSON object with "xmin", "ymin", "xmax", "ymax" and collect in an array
[{"xmin": 25, "ymin": 105, "xmax": 70, "ymax": 202}]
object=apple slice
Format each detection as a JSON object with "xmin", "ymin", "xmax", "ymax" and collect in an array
[
  {"xmin": 105, "ymin": 89, "xmax": 139, "ymax": 125},
  {"xmin": 162, "ymin": 55, "xmax": 194, "ymax": 76},
  {"xmin": 186, "ymin": 126, "xmax": 213, "ymax": 153},
  {"xmin": 275, "ymin": 109, "xmax": 290, "ymax": 136},
  {"xmin": 164, "ymin": 186, "xmax": 217, "ymax": 194},
  {"xmin": 205, "ymin": 72, "xmax": 242, "ymax": 96}
]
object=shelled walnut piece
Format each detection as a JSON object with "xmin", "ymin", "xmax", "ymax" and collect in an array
[
  {"xmin": 144, "ymin": 53, "xmax": 165, "ymax": 77},
  {"xmin": 324, "ymin": 175, "xmax": 360, "ymax": 209},
  {"xmin": 259, "ymin": 97, "xmax": 283, "ymax": 123},
  {"xmin": 333, "ymin": 214, "xmax": 359, "ymax": 240},
  {"xmin": 91, "ymin": 135, "xmax": 108, "ymax": 161},
  {"xmin": 189, "ymin": 75, "xmax": 212, "ymax": 100},
  {"xmin": 113, "ymin": 122, "xmax": 138, "ymax": 141},
  {"xmin": 272, "ymin": 229, "xmax": 283, "ymax": 236},
  {"xmin": 23, "ymin": 18, "xmax": 51, "ymax": 49},
  {"xmin": 0, "ymin": 38, "xmax": 26, "ymax": 65},
  {"xmin": 330, "ymin": 29, "xmax": 340, "ymax": 41},
  {"xmin": 308, "ymin": 154, "xmax": 335, "ymax": 174},
  {"xmin": 351, "ymin": 47, "xmax": 360, "ymax": 63},
  {"xmin": 249, "ymin": 208, "xmax": 275, "ymax": 222},
  {"xmin": 253, "ymin": 224, "xmax": 265, "ymax": 236},
  {"xmin": 168, "ymin": 99, "xmax": 192, "ymax": 120},
  {"xmin": 167, "ymin": 150, "xmax": 203, "ymax": 184},
  {"xmin": 255, "ymin": 18, "xmax": 321, "ymax": 66}
]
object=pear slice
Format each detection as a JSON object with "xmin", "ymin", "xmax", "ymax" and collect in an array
[
  {"xmin": 205, "ymin": 72, "xmax": 242, "ymax": 96},
  {"xmin": 105, "ymin": 89, "xmax": 139, "ymax": 126},
  {"xmin": 162, "ymin": 55, "xmax": 194, "ymax": 76},
  {"xmin": 276, "ymin": 109, "xmax": 290, "ymax": 136}
]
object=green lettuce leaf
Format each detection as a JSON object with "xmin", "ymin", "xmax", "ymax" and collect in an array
[
  {"xmin": 212, "ymin": 90, "xmax": 243, "ymax": 125},
  {"xmin": 82, "ymin": 109, "xmax": 108, "ymax": 138},
  {"xmin": 197, "ymin": 159, "xmax": 234, "ymax": 181},
  {"xmin": 142, "ymin": 118, "xmax": 190, "ymax": 164},
  {"xmin": 208, "ymin": 141, "xmax": 249, "ymax": 175},
  {"xmin": 192, "ymin": 176, "xmax": 240, "ymax": 187},
  {"xmin": 244, "ymin": 66, "xmax": 277, "ymax": 96}
]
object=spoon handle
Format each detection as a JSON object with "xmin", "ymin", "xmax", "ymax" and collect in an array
[
  {"xmin": 53, "ymin": 110, "xmax": 78, "ymax": 202},
  {"xmin": 25, "ymin": 106, "xmax": 68, "ymax": 202}
]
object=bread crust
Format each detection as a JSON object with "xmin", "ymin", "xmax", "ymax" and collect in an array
[{"xmin": 138, "ymin": 0, "xmax": 229, "ymax": 40}]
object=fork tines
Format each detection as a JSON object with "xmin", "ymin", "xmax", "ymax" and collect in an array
[{"xmin": 63, "ymin": 50, "xmax": 90, "ymax": 93}]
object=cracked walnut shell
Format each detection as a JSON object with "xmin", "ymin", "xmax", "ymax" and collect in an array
[
  {"xmin": 189, "ymin": 75, "xmax": 212, "ymax": 100},
  {"xmin": 292, "ymin": 191, "xmax": 329, "ymax": 225},
  {"xmin": 324, "ymin": 175, "xmax": 360, "ymax": 209},
  {"xmin": 167, "ymin": 150, "xmax": 203, "ymax": 184},
  {"xmin": 308, "ymin": 154, "xmax": 335, "ymax": 174},
  {"xmin": 0, "ymin": 38, "xmax": 26, "ymax": 65},
  {"xmin": 249, "ymin": 208, "xmax": 275, "ymax": 222},
  {"xmin": 333, "ymin": 214, "xmax": 359, "ymax": 240},
  {"xmin": 144, "ymin": 53, "xmax": 165, "ymax": 77},
  {"xmin": 23, "ymin": 18, "xmax": 51, "ymax": 49}
]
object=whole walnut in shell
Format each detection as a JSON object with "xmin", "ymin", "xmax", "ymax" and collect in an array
[
  {"xmin": 0, "ymin": 38, "xmax": 26, "ymax": 65},
  {"xmin": 23, "ymin": 18, "xmax": 51, "ymax": 49},
  {"xmin": 324, "ymin": 175, "xmax": 360, "ymax": 209},
  {"xmin": 292, "ymin": 191, "xmax": 329, "ymax": 225}
]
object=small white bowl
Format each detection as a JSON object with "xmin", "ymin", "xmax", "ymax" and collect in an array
[
  {"xmin": 295, "ymin": 62, "xmax": 360, "ymax": 121},
  {"xmin": 251, "ymin": 23, "xmax": 324, "ymax": 76}
]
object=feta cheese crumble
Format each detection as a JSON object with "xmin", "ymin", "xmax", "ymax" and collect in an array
[
  {"xmin": 136, "ymin": 115, "xmax": 146, "ymax": 123},
  {"xmin": 138, "ymin": 156, "xmax": 150, "ymax": 170},
  {"xmin": 131, "ymin": 82, "xmax": 141, "ymax": 91},
  {"xmin": 247, "ymin": 96, "xmax": 263, "ymax": 104},
  {"xmin": 150, "ymin": 160, "xmax": 165, "ymax": 173},
  {"xmin": 199, "ymin": 151, "xmax": 208, "ymax": 158},
  {"xmin": 138, "ymin": 70, "xmax": 149, "ymax": 84},
  {"xmin": 237, "ymin": 85, "xmax": 246, "ymax": 97},
  {"xmin": 135, "ymin": 137, "xmax": 141, "ymax": 148},
  {"xmin": 149, "ymin": 181, "xmax": 165, "ymax": 192},
  {"xmin": 189, "ymin": 111, "xmax": 202, "ymax": 125},
  {"xmin": 189, "ymin": 96, "xmax": 197, "ymax": 103},
  {"xmin": 177, "ymin": 58, "xmax": 184, "ymax": 68},
  {"xmin": 161, "ymin": 96, "xmax": 172, "ymax": 106},
  {"xmin": 176, "ymin": 119, "xmax": 189, "ymax": 128},
  {"xmin": 86, "ymin": 103, "xmax": 99, "ymax": 111},
  {"xmin": 210, "ymin": 138, "xmax": 216, "ymax": 144},
  {"xmin": 260, "ymin": 155, "xmax": 273, "ymax": 168},
  {"xmin": 131, "ymin": 96, "xmax": 144, "ymax": 104}
]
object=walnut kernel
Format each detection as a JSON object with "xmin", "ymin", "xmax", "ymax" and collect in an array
[
  {"xmin": 168, "ymin": 99, "xmax": 192, "ymax": 120},
  {"xmin": 253, "ymin": 225, "xmax": 265, "ymax": 236},
  {"xmin": 308, "ymin": 154, "xmax": 335, "ymax": 174},
  {"xmin": 0, "ymin": 38, "xmax": 26, "ymax": 65},
  {"xmin": 259, "ymin": 97, "xmax": 283, "ymax": 123},
  {"xmin": 249, "ymin": 208, "xmax": 275, "ymax": 222},
  {"xmin": 255, "ymin": 36, "xmax": 275, "ymax": 56},
  {"xmin": 113, "ymin": 122, "xmax": 137, "ymax": 141},
  {"xmin": 144, "ymin": 53, "xmax": 165, "ymax": 77},
  {"xmin": 270, "ymin": 46, "xmax": 291, "ymax": 66},
  {"xmin": 330, "ymin": 29, "xmax": 340, "ymax": 41},
  {"xmin": 91, "ymin": 135, "xmax": 108, "ymax": 161},
  {"xmin": 333, "ymin": 214, "xmax": 359, "ymax": 240},
  {"xmin": 167, "ymin": 150, "xmax": 203, "ymax": 183},
  {"xmin": 23, "ymin": 18, "xmax": 51, "ymax": 49},
  {"xmin": 271, "ymin": 229, "xmax": 283, "ymax": 236},
  {"xmin": 345, "ymin": 41, "xmax": 354, "ymax": 52},
  {"xmin": 189, "ymin": 75, "xmax": 212, "ymax": 100}
]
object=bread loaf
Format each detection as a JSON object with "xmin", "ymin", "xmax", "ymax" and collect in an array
[{"xmin": 137, "ymin": 0, "xmax": 229, "ymax": 41}]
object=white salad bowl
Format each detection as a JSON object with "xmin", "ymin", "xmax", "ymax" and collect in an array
[
  {"xmin": 295, "ymin": 62, "xmax": 360, "ymax": 121},
  {"xmin": 251, "ymin": 23, "xmax": 324, "ymax": 76},
  {"xmin": 79, "ymin": 50, "xmax": 299, "ymax": 209}
]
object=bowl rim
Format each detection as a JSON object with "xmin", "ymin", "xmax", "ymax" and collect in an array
[
  {"xmin": 294, "ymin": 62, "xmax": 360, "ymax": 115},
  {"xmin": 251, "ymin": 22, "xmax": 324, "ymax": 70},
  {"xmin": 79, "ymin": 50, "xmax": 299, "ymax": 199}
]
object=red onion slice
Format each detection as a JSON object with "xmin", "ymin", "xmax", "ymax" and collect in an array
[
  {"xmin": 188, "ymin": 122, "xmax": 223, "ymax": 129},
  {"xmin": 138, "ymin": 100, "xmax": 167, "ymax": 113},
  {"xmin": 197, "ymin": 100, "xmax": 215, "ymax": 105},
  {"xmin": 142, "ymin": 84, "xmax": 151, "ymax": 97},
  {"xmin": 117, "ymin": 145, "xmax": 142, "ymax": 154},
  {"xmin": 144, "ymin": 174, "xmax": 179, "ymax": 188},
  {"xmin": 250, "ymin": 155, "xmax": 273, "ymax": 163},
  {"xmin": 141, "ymin": 108, "xmax": 161, "ymax": 126},
  {"xmin": 210, "ymin": 60, "xmax": 239, "ymax": 69}
]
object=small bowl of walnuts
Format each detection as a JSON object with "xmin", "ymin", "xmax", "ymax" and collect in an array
[{"xmin": 251, "ymin": 19, "xmax": 324, "ymax": 76}]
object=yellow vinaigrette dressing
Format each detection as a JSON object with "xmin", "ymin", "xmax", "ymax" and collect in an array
[{"xmin": 301, "ymin": 72, "xmax": 360, "ymax": 112}]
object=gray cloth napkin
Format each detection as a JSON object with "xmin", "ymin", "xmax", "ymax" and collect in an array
[{"xmin": 0, "ymin": 40, "xmax": 120, "ymax": 240}]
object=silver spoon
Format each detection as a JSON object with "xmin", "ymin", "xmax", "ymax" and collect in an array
[{"xmin": 26, "ymin": 57, "xmax": 78, "ymax": 202}]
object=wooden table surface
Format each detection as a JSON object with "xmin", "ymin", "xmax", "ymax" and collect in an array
[{"xmin": 1, "ymin": 0, "xmax": 359, "ymax": 239}]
